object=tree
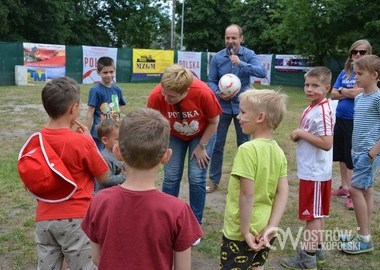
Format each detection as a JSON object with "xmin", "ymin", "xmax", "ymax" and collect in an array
[
  {"xmin": 177, "ymin": 0, "xmax": 238, "ymax": 52},
  {"xmin": 92, "ymin": 0, "xmax": 171, "ymax": 48},
  {"xmin": 231, "ymin": 0, "xmax": 281, "ymax": 54},
  {"xmin": 267, "ymin": 0, "xmax": 380, "ymax": 64}
]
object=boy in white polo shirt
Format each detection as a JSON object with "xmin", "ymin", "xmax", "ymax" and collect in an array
[{"xmin": 282, "ymin": 67, "xmax": 334, "ymax": 270}]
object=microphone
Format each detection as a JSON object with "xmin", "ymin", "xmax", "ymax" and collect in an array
[{"xmin": 228, "ymin": 45, "xmax": 234, "ymax": 56}]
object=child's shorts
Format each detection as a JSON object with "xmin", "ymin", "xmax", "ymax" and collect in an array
[
  {"xmin": 220, "ymin": 235, "xmax": 275, "ymax": 269},
  {"xmin": 299, "ymin": 179, "xmax": 331, "ymax": 221},
  {"xmin": 351, "ymin": 152, "xmax": 380, "ymax": 189}
]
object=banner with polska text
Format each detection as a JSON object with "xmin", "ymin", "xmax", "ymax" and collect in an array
[
  {"xmin": 177, "ymin": 51, "xmax": 202, "ymax": 79},
  {"xmin": 82, "ymin": 46, "xmax": 118, "ymax": 84}
]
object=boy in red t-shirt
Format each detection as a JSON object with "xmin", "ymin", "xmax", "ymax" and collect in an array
[
  {"xmin": 82, "ymin": 108, "xmax": 203, "ymax": 269},
  {"xmin": 32, "ymin": 77, "xmax": 109, "ymax": 269}
]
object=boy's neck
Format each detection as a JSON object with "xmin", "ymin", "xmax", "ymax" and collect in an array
[
  {"xmin": 120, "ymin": 166, "xmax": 158, "ymax": 191},
  {"xmin": 100, "ymin": 81, "xmax": 113, "ymax": 88},
  {"xmin": 45, "ymin": 117, "xmax": 73, "ymax": 129},
  {"xmin": 251, "ymin": 128, "xmax": 273, "ymax": 140},
  {"xmin": 363, "ymin": 83, "xmax": 379, "ymax": 94},
  {"xmin": 310, "ymin": 96, "xmax": 326, "ymax": 106}
]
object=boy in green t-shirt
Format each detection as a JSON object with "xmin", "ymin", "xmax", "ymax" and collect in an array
[{"xmin": 220, "ymin": 89, "xmax": 289, "ymax": 270}]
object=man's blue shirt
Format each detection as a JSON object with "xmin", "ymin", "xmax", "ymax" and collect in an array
[{"xmin": 208, "ymin": 46, "xmax": 266, "ymax": 114}]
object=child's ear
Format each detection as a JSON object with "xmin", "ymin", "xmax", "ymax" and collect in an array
[
  {"xmin": 161, "ymin": 148, "xmax": 172, "ymax": 165},
  {"xmin": 69, "ymin": 103, "xmax": 80, "ymax": 115},
  {"xmin": 100, "ymin": 136, "xmax": 108, "ymax": 146},
  {"xmin": 257, "ymin": 112, "xmax": 266, "ymax": 123},
  {"xmin": 325, "ymin": 84, "xmax": 331, "ymax": 93}
]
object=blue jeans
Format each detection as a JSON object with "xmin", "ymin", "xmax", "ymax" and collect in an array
[
  {"xmin": 209, "ymin": 112, "xmax": 250, "ymax": 185},
  {"xmin": 163, "ymin": 135, "xmax": 215, "ymax": 224},
  {"xmin": 351, "ymin": 152, "xmax": 380, "ymax": 189}
]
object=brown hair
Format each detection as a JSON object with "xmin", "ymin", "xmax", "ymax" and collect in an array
[
  {"xmin": 41, "ymin": 77, "xmax": 80, "ymax": 119},
  {"xmin": 119, "ymin": 108, "xmax": 170, "ymax": 169},
  {"xmin": 97, "ymin": 56, "xmax": 115, "ymax": 72},
  {"xmin": 97, "ymin": 119, "xmax": 120, "ymax": 140}
]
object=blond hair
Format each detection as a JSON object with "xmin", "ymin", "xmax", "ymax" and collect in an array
[
  {"xmin": 305, "ymin": 66, "xmax": 332, "ymax": 86},
  {"xmin": 353, "ymin": 55, "xmax": 380, "ymax": 80},
  {"xmin": 160, "ymin": 64, "xmax": 193, "ymax": 94},
  {"xmin": 119, "ymin": 108, "xmax": 170, "ymax": 169},
  {"xmin": 345, "ymin": 39, "xmax": 372, "ymax": 78},
  {"xmin": 239, "ymin": 89, "xmax": 287, "ymax": 130}
]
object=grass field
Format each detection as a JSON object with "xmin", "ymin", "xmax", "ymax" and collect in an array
[{"xmin": 0, "ymin": 82, "xmax": 379, "ymax": 269}]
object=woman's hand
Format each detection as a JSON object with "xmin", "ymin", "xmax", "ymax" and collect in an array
[{"xmin": 190, "ymin": 144, "xmax": 210, "ymax": 169}]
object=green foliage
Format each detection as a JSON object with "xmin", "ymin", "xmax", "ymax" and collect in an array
[
  {"xmin": 267, "ymin": 0, "xmax": 380, "ymax": 63},
  {"xmin": 178, "ymin": 0, "xmax": 236, "ymax": 52}
]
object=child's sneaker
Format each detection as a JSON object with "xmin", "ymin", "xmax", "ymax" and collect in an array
[
  {"xmin": 316, "ymin": 248, "xmax": 325, "ymax": 266},
  {"xmin": 341, "ymin": 235, "xmax": 374, "ymax": 254},
  {"xmin": 331, "ymin": 186, "xmax": 349, "ymax": 197},
  {"xmin": 339, "ymin": 232, "xmax": 354, "ymax": 242},
  {"xmin": 281, "ymin": 249, "xmax": 317, "ymax": 269}
]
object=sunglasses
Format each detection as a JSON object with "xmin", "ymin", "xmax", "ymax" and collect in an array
[{"xmin": 351, "ymin": 50, "xmax": 367, "ymax": 56}]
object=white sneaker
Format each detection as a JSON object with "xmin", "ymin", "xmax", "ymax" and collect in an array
[{"xmin": 192, "ymin": 238, "xmax": 201, "ymax": 246}]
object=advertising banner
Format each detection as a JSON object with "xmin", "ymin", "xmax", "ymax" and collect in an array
[
  {"xmin": 251, "ymin": 54, "xmax": 273, "ymax": 85},
  {"xmin": 275, "ymin": 54, "xmax": 311, "ymax": 72},
  {"xmin": 132, "ymin": 49, "xmax": 174, "ymax": 80},
  {"xmin": 82, "ymin": 46, "xmax": 118, "ymax": 84},
  {"xmin": 23, "ymin": 43, "xmax": 66, "ymax": 79},
  {"xmin": 177, "ymin": 51, "xmax": 202, "ymax": 78}
]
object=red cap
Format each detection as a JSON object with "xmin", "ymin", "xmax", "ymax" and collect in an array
[{"xmin": 17, "ymin": 132, "xmax": 77, "ymax": 203}]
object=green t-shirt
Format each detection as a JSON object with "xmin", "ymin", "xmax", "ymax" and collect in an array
[{"xmin": 223, "ymin": 138, "xmax": 287, "ymax": 241}]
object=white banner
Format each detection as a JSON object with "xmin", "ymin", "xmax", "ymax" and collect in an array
[
  {"xmin": 275, "ymin": 54, "xmax": 311, "ymax": 71},
  {"xmin": 177, "ymin": 51, "xmax": 202, "ymax": 79},
  {"xmin": 82, "ymin": 46, "xmax": 118, "ymax": 84},
  {"xmin": 251, "ymin": 54, "xmax": 272, "ymax": 86}
]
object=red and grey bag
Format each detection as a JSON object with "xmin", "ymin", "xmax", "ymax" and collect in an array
[{"xmin": 17, "ymin": 132, "xmax": 77, "ymax": 203}]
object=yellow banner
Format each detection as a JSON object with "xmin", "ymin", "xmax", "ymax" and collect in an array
[{"xmin": 133, "ymin": 49, "xmax": 174, "ymax": 75}]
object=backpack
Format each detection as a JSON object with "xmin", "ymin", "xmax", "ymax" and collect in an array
[{"xmin": 17, "ymin": 132, "xmax": 77, "ymax": 203}]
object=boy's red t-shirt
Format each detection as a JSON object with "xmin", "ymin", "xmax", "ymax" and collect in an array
[{"xmin": 35, "ymin": 128, "xmax": 108, "ymax": 221}]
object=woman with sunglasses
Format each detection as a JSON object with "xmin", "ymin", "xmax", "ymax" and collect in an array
[
  {"xmin": 147, "ymin": 64, "xmax": 222, "ymax": 232},
  {"xmin": 330, "ymin": 39, "xmax": 372, "ymax": 210}
]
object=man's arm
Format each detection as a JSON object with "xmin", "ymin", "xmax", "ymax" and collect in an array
[
  {"xmin": 173, "ymin": 248, "xmax": 191, "ymax": 270},
  {"xmin": 90, "ymin": 241, "xmax": 101, "ymax": 266},
  {"xmin": 238, "ymin": 50, "xmax": 267, "ymax": 78},
  {"xmin": 207, "ymin": 56, "xmax": 220, "ymax": 94}
]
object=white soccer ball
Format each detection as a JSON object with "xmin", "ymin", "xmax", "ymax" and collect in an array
[{"xmin": 218, "ymin": 73, "xmax": 241, "ymax": 95}]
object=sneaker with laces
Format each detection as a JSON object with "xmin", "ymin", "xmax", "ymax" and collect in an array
[
  {"xmin": 345, "ymin": 195, "xmax": 354, "ymax": 210},
  {"xmin": 339, "ymin": 232, "xmax": 354, "ymax": 242},
  {"xmin": 206, "ymin": 182, "xmax": 218, "ymax": 193},
  {"xmin": 316, "ymin": 249, "xmax": 325, "ymax": 266},
  {"xmin": 281, "ymin": 249, "xmax": 317, "ymax": 270},
  {"xmin": 331, "ymin": 186, "xmax": 349, "ymax": 197},
  {"xmin": 341, "ymin": 235, "xmax": 374, "ymax": 254}
]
